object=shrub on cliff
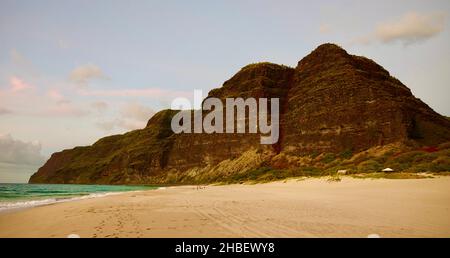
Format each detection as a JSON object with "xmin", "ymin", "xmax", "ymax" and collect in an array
[
  {"xmin": 339, "ymin": 149, "xmax": 353, "ymax": 160},
  {"xmin": 357, "ymin": 160, "xmax": 383, "ymax": 173},
  {"xmin": 430, "ymin": 157, "xmax": 450, "ymax": 172},
  {"xmin": 321, "ymin": 153, "xmax": 336, "ymax": 164}
]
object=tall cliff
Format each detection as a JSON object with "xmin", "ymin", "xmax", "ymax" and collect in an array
[{"xmin": 29, "ymin": 44, "xmax": 450, "ymax": 184}]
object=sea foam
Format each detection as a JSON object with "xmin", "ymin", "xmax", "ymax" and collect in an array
[{"xmin": 0, "ymin": 192, "xmax": 123, "ymax": 212}]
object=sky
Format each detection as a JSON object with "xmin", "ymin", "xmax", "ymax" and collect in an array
[{"xmin": 0, "ymin": 0, "xmax": 449, "ymax": 183}]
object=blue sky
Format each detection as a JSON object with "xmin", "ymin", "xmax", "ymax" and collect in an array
[{"xmin": 0, "ymin": 0, "xmax": 449, "ymax": 182}]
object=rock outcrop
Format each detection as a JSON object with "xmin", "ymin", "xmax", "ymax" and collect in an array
[{"xmin": 29, "ymin": 43, "xmax": 450, "ymax": 184}]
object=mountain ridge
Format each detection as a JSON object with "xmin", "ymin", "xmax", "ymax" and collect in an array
[{"xmin": 29, "ymin": 43, "xmax": 450, "ymax": 184}]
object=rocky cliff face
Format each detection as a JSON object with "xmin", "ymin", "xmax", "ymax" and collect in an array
[
  {"xmin": 29, "ymin": 44, "xmax": 450, "ymax": 184},
  {"xmin": 282, "ymin": 44, "xmax": 450, "ymax": 154}
]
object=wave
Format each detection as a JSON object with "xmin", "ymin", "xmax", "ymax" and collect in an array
[{"xmin": 0, "ymin": 191, "xmax": 127, "ymax": 212}]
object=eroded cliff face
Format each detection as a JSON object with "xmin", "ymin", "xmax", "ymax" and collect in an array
[
  {"xmin": 29, "ymin": 44, "xmax": 450, "ymax": 184},
  {"xmin": 282, "ymin": 44, "xmax": 450, "ymax": 154}
]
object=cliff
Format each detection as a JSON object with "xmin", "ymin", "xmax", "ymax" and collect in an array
[{"xmin": 29, "ymin": 44, "xmax": 450, "ymax": 184}]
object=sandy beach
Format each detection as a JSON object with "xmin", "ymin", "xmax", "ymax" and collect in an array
[{"xmin": 0, "ymin": 177, "xmax": 449, "ymax": 238}]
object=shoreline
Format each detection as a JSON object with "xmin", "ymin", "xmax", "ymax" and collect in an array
[
  {"xmin": 1, "ymin": 177, "xmax": 449, "ymax": 238},
  {"xmin": 0, "ymin": 184, "xmax": 161, "ymax": 214},
  {"xmin": 0, "ymin": 190, "xmax": 141, "ymax": 214}
]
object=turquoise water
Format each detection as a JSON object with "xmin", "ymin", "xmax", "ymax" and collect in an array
[{"xmin": 0, "ymin": 183, "xmax": 157, "ymax": 211}]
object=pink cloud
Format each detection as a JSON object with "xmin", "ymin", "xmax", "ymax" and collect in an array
[
  {"xmin": 47, "ymin": 89, "xmax": 65, "ymax": 101},
  {"xmin": 43, "ymin": 102, "xmax": 88, "ymax": 117},
  {"xmin": 78, "ymin": 88, "xmax": 191, "ymax": 99},
  {"xmin": 10, "ymin": 76, "xmax": 33, "ymax": 92}
]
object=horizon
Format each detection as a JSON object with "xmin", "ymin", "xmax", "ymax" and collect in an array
[{"xmin": 1, "ymin": 0, "xmax": 450, "ymax": 183}]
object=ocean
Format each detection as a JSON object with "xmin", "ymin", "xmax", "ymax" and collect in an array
[{"xmin": 0, "ymin": 183, "xmax": 157, "ymax": 211}]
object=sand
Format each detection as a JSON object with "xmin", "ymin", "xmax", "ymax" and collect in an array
[{"xmin": 1, "ymin": 177, "xmax": 450, "ymax": 238}]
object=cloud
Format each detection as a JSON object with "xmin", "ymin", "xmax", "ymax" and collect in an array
[
  {"xmin": 96, "ymin": 118, "xmax": 144, "ymax": 131},
  {"xmin": 96, "ymin": 103, "xmax": 155, "ymax": 131},
  {"xmin": 9, "ymin": 76, "xmax": 33, "ymax": 92},
  {"xmin": 0, "ymin": 107, "xmax": 12, "ymax": 115},
  {"xmin": 69, "ymin": 64, "xmax": 105, "ymax": 86},
  {"xmin": 349, "ymin": 35, "xmax": 373, "ymax": 46},
  {"xmin": 1, "ymin": 78, "xmax": 87, "ymax": 117},
  {"xmin": 78, "ymin": 88, "xmax": 192, "ymax": 99},
  {"xmin": 47, "ymin": 89, "xmax": 65, "ymax": 102},
  {"xmin": 319, "ymin": 23, "xmax": 332, "ymax": 34},
  {"xmin": 350, "ymin": 11, "xmax": 447, "ymax": 46},
  {"xmin": 121, "ymin": 103, "xmax": 155, "ymax": 122},
  {"xmin": 91, "ymin": 101, "xmax": 108, "ymax": 112},
  {"xmin": 42, "ymin": 102, "xmax": 89, "ymax": 117},
  {"xmin": 376, "ymin": 12, "xmax": 446, "ymax": 45},
  {"xmin": 0, "ymin": 163, "xmax": 38, "ymax": 183},
  {"xmin": 0, "ymin": 134, "xmax": 46, "ymax": 166}
]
